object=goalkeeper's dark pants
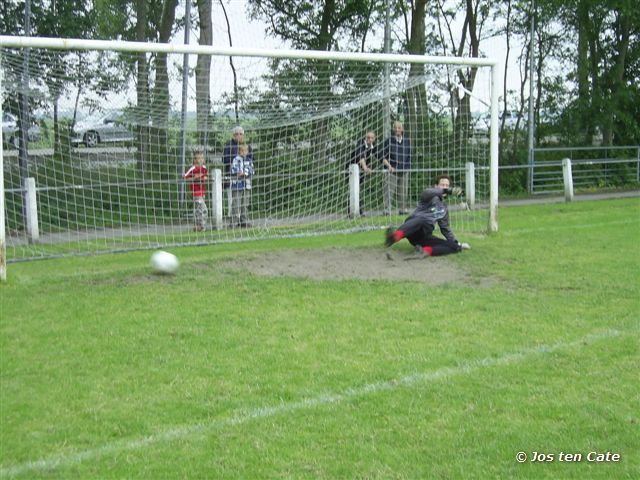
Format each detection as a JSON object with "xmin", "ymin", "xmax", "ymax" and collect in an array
[{"xmin": 399, "ymin": 216, "xmax": 461, "ymax": 256}]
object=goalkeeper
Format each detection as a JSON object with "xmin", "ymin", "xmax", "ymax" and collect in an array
[{"xmin": 384, "ymin": 175, "xmax": 470, "ymax": 257}]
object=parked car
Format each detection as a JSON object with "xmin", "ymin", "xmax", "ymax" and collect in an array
[
  {"xmin": 71, "ymin": 112, "xmax": 135, "ymax": 147},
  {"xmin": 2, "ymin": 112, "xmax": 41, "ymax": 148}
]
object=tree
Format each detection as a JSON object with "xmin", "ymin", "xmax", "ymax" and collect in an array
[
  {"xmin": 404, "ymin": 0, "xmax": 428, "ymax": 140},
  {"xmin": 247, "ymin": 1, "xmax": 389, "ymax": 150},
  {"xmin": 98, "ymin": 0, "xmax": 181, "ymax": 172},
  {"xmin": 134, "ymin": 0, "xmax": 151, "ymax": 172},
  {"xmin": 0, "ymin": 1, "xmax": 23, "ymax": 36},
  {"xmin": 557, "ymin": 0, "xmax": 638, "ymax": 145},
  {"xmin": 195, "ymin": 0, "xmax": 213, "ymax": 144},
  {"xmin": 218, "ymin": 0, "xmax": 240, "ymax": 124},
  {"xmin": 1, "ymin": 1, "xmax": 98, "ymax": 156},
  {"xmin": 37, "ymin": 1, "xmax": 97, "ymax": 153},
  {"xmin": 249, "ymin": 0, "xmax": 390, "ymax": 126},
  {"xmin": 599, "ymin": 1, "xmax": 635, "ymax": 145},
  {"xmin": 150, "ymin": 0, "xmax": 179, "ymax": 130},
  {"xmin": 434, "ymin": 0, "xmax": 490, "ymax": 139},
  {"xmin": 249, "ymin": 0, "xmax": 376, "ymax": 51}
]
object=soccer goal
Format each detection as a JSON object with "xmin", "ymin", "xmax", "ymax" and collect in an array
[{"xmin": 0, "ymin": 36, "xmax": 499, "ymax": 276}]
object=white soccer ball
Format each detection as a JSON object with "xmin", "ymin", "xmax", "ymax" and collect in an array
[{"xmin": 150, "ymin": 250, "xmax": 179, "ymax": 274}]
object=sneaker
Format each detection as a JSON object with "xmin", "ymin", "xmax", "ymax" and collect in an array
[
  {"xmin": 460, "ymin": 242, "xmax": 471, "ymax": 250},
  {"xmin": 384, "ymin": 227, "xmax": 396, "ymax": 247}
]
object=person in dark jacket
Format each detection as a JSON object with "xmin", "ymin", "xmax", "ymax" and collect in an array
[
  {"xmin": 349, "ymin": 131, "xmax": 377, "ymax": 215},
  {"xmin": 384, "ymin": 175, "xmax": 470, "ymax": 256},
  {"xmin": 379, "ymin": 121, "xmax": 411, "ymax": 215},
  {"xmin": 222, "ymin": 126, "xmax": 253, "ymax": 172}
]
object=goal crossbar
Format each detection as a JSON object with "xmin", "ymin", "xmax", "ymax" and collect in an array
[{"xmin": 0, "ymin": 35, "xmax": 499, "ymax": 68}]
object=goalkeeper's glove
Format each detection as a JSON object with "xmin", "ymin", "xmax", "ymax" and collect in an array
[{"xmin": 445, "ymin": 186, "xmax": 463, "ymax": 197}]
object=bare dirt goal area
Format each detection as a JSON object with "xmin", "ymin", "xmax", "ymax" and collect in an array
[{"xmin": 231, "ymin": 247, "xmax": 483, "ymax": 285}]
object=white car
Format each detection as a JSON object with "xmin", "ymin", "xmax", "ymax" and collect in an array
[
  {"xmin": 2, "ymin": 112, "xmax": 41, "ymax": 148},
  {"xmin": 71, "ymin": 112, "xmax": 135, "ymax": 147}
]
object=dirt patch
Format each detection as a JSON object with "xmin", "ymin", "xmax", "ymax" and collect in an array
[{"xmin": 232, "ymin": 247, "xmax": 487, "ymax": 286}]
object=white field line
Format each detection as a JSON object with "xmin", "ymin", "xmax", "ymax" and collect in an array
[
  {"xmin": 501, "ymin": 219, "xmax": 638, "ymax": 236},
  {"xmin": 0, "ymin": 328, "xmax": 625, "ymax": 478}
]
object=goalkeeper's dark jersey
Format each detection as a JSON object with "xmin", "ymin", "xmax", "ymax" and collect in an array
[{"xmin": 407, "ymin": 187, "xmax": 457, "ymax": 243}]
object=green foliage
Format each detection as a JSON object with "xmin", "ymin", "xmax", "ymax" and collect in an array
[
  {"xmin": 94, "ymin": 0, "xmax": 133, "ymax": 39},
  {"xmin": 0, "ymin": 1, "xmax": 23, "ymax": 35},
  {"xmin": 248, "ymin": 0, "xmax": 382, "ymax": 51},
  {"xmin": 544, "ymin": 0, "xmax": 639, "ymax": 145}
]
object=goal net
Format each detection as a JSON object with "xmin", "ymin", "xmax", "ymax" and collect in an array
[{"xmin": 1, "ymin": 37, "xmax": 498, "ymax": 265}]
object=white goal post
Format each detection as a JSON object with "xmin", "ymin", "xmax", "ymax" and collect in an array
[{"xmin": 0, "ymin": 35, "xmax": 500, "ymax": 276}]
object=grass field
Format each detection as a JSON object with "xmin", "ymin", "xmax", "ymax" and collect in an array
[{"xmin": 1, "ymin": 198, "xmax": 639, "ymax": 479}]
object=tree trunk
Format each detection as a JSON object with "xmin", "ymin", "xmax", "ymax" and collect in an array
[
  {"xmin": 358, "ymin": 1, "xmax": 376, "ymax": 52},
  {"xmin": 576, "ymin": 0, "xmax": 592, "ymax": 143},
  {"xmin": 150, "ymin": 0, "xmax": 178, "ymax": 176},
  {"xmin": 501, "ymin": 0, "xmax": 512, "ymax": 137},
  {"xmin": 196, "ymin": 0, "xmax": 213, "ymax": 145},
  {"xmin": 135, "ymin": 0, "xmax": 150, "ymax": 172},
  {"xmin": 535, "ymin": 32, "xmax": 545, "ymax": 142},
  {"xmin": 603, "ymin": 9, "xmax": 630, "ymax": 146},
  {"xmin": 454, "ymin": 0, "xmax": 480, "ymax": 140},
  {"xmin": 219, "ymin": 0, "xmax": 239, "ymax": 124},
  {"xmin": 151, "ymin": 0, "xmax": 178, "ymax": 129},
  {"xmin": 317, "ymin": 0, "xmax": 335, "ymax": 51},
  {"xmin": 507, "ymin": 40, "xmax": 530, "ymax": 165},
  {"xmin": 312, "ymin": 0, "xmax": 336, "ymax": 161},
  {"xmin": 406, "ymin": 0, "xmax": 427, "ymax": 141},
  {"xmin": 587, "ymin": 13, "xmax": 601, "ymax": 144}
]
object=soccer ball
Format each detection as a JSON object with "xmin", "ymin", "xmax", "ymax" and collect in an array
[{"xmin": 150, "ymin": 250, "xmax": 179, "ymax": 274}]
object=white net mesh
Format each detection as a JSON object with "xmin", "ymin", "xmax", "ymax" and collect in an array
[{"xmin": 1, "ymin": 43, "xmax": 494, "ymax": 261}]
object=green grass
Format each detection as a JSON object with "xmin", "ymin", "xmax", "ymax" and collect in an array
[{"xmin": 1, "ymin": 198, "xmax": 639, "ymax": 479}]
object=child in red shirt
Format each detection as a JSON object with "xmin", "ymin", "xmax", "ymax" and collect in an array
[{"xmin": 183, "ymin": 149, "xmax": 209, "ymax": 231}]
